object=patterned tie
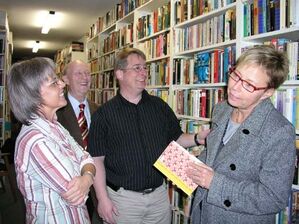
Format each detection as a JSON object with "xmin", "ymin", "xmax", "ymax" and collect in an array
[{"xmin": 78, "ymin": 103, "xmax": 88, "ymax": 150}]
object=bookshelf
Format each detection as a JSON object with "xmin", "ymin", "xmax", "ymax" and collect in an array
[
  {"xmin": 54, "ymin": 41, "xmax": 87, "ymax": 77},
  {"xmin": 0, "ymin": 11, "xmax": 12, "ymax": 145},
  {"xmin": 86, "ymin": 0, "xmax": 299, "ymax": 223}
]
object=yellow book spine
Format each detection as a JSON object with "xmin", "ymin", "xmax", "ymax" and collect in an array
[{"xmin": 154, "ymin": 160, "xmax": 193, "ymax": 196}]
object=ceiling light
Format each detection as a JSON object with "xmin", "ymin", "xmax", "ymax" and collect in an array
[
  {"xmin": 41, "ymin": 11, "xmax": 55, "ymax": 34},
  {"xmin": 32, "ymin": 41, "xmax": 40, "ymax": 53}
]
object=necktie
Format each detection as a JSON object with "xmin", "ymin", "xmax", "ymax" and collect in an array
[{"xmin": 78, "ymin": 103, "xmax": 88, "ymax": 150}]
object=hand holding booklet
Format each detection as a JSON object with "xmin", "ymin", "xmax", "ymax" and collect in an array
[{"xmin": 154, "ymin": 140, "xmax": 203, "ymax": 196}]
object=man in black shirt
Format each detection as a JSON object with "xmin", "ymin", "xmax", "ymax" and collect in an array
[{"xmin": 89, "ymin": 48, "xmax": 209, "ymax": 224}]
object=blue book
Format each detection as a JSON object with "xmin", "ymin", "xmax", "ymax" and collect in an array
[
  {"xmin": 223, "ymin": 47, "xmax": 229, "ymax": 83},
  {"xmin": 200, "ymin": 52, "xmax": 210, "ymax": 83},
  {"xmin": 258, "ymin": 0, "xmax": 264, "ymax": 33},
  {"xmin": 274, "ymin": 0, "xmax": 280, "ymax": 30},
  {"xmin": 244, "ymin": 4, "xmax": 248, "ymax": 37}
]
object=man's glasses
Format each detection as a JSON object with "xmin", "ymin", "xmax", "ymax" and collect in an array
[
  {"xmin": 229, "ymin": 68, "xmax": 268, "ymax": 93},
  {"xmin": 121, "ymin": 64, "xmax": 148, "ymax": 73}
]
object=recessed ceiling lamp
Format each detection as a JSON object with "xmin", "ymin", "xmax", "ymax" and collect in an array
[
  {"xmin": 32, "ymin": 41, "xmax": 40, "ymax": 53},
  {"xmin": 41, "ymin": 11, "xmax": 55, "ymax": 34}
]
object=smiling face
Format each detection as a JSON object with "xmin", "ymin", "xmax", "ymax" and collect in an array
[
  {"xmin": 63, "ymin": 60, "xmax": 91, "ymax": 102},
  {"xmin": 40, "ymin": 76, "xmax": 67, "ymax": 121},
  {"xmin": 227, "ymin": 64, "xmax": 274, "ymax": 113},
  {"xmin": 116, "ymin": 53, "xmax": 148, "ymax": 99}
]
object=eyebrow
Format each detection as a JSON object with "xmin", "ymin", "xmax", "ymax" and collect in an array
[
  {"xmin": 234, "ymin": 69, "xmax": 259, "ymax": 85},
  {"xmin": 48, "ymin": 77, "xmax": 58, "ymax": 84}
]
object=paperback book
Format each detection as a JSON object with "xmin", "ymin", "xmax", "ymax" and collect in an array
[{"xmin": 154, "ymin": 140, "xmax": 202, "ymax": 196}]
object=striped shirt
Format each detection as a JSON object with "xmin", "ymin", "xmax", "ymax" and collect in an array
[
  {"xmin": 89, "ymin": 90, "xmax": 183, "ymax": 191},
  {"xmin": 15, "ymin": 116, "xmax": 94, "ymax": 224}
]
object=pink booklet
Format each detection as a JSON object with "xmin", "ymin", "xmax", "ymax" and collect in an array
[{"xmin": 154, "ymin": 140, "xmax": 202, "ymax": 196}]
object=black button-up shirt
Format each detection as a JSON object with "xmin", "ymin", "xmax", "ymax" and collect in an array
[{"xmin": 89, "ymin": 90, "xmax": 183, "ymax": 191}]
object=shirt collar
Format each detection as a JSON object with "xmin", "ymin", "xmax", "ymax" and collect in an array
[
  {"xmin": 68, "ymin": 92, "xmax": 88, "ymax": 110},
  {"xmin": 30, "ymin": 115, "xmax": 58, "ymax": 134},
  {"xmin": 116, "ymin": 90, "xmax": 150, "ymax": 107}
]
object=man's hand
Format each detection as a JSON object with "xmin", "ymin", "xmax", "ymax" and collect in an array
[{"xmin": 98, "ymin": 197, "xmax": 119, "ymax": 224}]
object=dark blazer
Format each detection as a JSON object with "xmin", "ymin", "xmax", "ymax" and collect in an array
[
  {"xmin": 191, "ymin": 98, "xmax": 296, "ymax": 224},
  {"xmin": 56, "ymin": 95, "xmax": 98, "ymax": 148}
]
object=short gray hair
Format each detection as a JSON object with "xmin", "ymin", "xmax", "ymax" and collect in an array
[
  {"xmin": 7, "ymin": 57, "xmax": 56, "ymax": 125},
  {"xmin": 236, "ymin": 45, "xmax": 289, "ymax": 89}
]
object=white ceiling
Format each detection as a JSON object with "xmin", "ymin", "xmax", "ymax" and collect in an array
[{"xmin": 0, "ymin": 0, "xmax": 120, "ymax": 61}]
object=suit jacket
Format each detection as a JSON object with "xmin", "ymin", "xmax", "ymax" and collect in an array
[
  {"xmin": 191, "ymin": 98, "xmax": 296, "ymax": 224},
  {"xmin": 56, "ymin": 95, "xmax": 98, "ymax": 148}
]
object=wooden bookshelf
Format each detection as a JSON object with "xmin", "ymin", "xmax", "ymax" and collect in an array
[{"xmin": 54, "ymin": 41, "xmax": 87, "ymax": 77}]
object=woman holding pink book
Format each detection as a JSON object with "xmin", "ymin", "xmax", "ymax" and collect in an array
[{"xmin": 187, "ymin": 45, "xmax": 296, "ymax": 224}]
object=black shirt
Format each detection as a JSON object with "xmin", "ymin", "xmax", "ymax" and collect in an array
[{"xmin": 88, "ymin": 90, "xmax": 183, "ymax": 191}]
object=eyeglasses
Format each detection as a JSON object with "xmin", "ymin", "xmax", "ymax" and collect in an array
[
  {"xmin": 229, "ymin": 68, "xmax": 268, "ymax": 93},
  {"xmin": 121, "ymin": 64, "xmax": 148, "ymax": 73}
]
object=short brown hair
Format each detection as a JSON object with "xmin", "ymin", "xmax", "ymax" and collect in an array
[{"xmin": 114, "ymin": 48, "xmax": 146, "ymax": 71}]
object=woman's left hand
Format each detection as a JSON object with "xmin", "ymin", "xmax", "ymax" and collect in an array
[
  {"xmin": 186, "ymin": 162, "xmax": 214, "ymax": 189},
  {"xmin": 61, "ymin": 175, "xmax": 93, "ymax": 206}
]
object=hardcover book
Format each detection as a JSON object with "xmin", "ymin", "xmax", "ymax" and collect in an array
[{"xmin": 154, "ymin": 141, "xmax": 203, "ymax": 196}]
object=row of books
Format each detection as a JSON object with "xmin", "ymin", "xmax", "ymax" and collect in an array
[
  {"xmin": 275, "ymin": 189, "xmax": 299, "ymax": 224},
  {"xmin": 99, "ymin": 24, "xmax": 133, "ymax": 56},
  {"xmin": 138, "ymin": 32, "xmax": 170, "ymax": 61},
  {"xmin": 0, "ymin": 70, "xmax": 3, "ymax": 86},
  {"xmin": 87, "ymin": 0, "xmax": 149, "ymax": 39},
  {"xmin": 87, "ymin": 42, "xmax": 98, "ymax": 61},
  {"xmin": 54, "ymin": 42, "xmax": 84, "ymax": 64},
  {"xmin": 265, "ymin": 39, "xmax": 299, "ymax": 81},
  {"xmin": 169, "ymin": 183, "xmax": 192, "ymax": 217},
  {"xmin": 90, "ymin": 71, "xmax": 114, "ymax": 90},
  {"xmin": 0, "ymin": 87, "xmax": 4, "ymax": 104},
  {"xmin": 244, "ymin": 0, "xmax": 299, "ymax": 37},
  {"xmin": 0, "ymin": 33, "xmax": 5, "ymax": 54},
  {"xmin": 174, "ymin": 0, "xmax": 236, "ymax": 24},
  {"xmin": 173, "ymin": 46, "xmax": 236, "ymax": 85},
  {"xmin": 88, "ymin": 89, "xmax": 115, "ymax": 106},
  {"xmin": 271, "ymin": 88, "xmax": 299, "ymax": 130},
  {"xmin": 174, "ymin": 9, "xmax": 236, "ymax": 53},
  {"xmin": 89, "ymin": 59, "xmax": 99, "ymax": 74},
  {"xmin": 0, "ymin": 55, "xmax": 4, "ymax": 72},
  {"xmin": 136, "ymin": 2, "xmax": 170, "ymax": 40},
  {"xmin": 70, "ymin": 41, "xmax": 84, "ymax": 52},
  {"xmin": 119, "ymin": 24, "xmax": 134, "ymax": 48},
  {"xmin": 174, "ymin": 88, "xmax": 225, "ymax": 119},
  {"xmin": 99, "ymin": 5, "xmax": 119, "ymax": 32},
  {"xmin": 180, "ymin": 119, "xmax": 208, "ymax": 156},
  {"xmin": 119, "ymin": 0, "xmax": 150, "ymax": 19},
  {"xmin": 147, "ymin": 89, "xmax": 169, "ymax": 103},
  {"xmin": 102, "ymin": 31, "xmax": 120, "ymax": 54},
  {"xmin": 147, "ymin": 59, "xmax": 170, "ymax": 86},
  {"xmin": 99, "ymin": 53, "xmax": 115, "ymax": 72}
]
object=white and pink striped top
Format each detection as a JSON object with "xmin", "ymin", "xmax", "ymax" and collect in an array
[{"xmin": 15, "ymin": 116, "xmax": 94, "ymax": 224}]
